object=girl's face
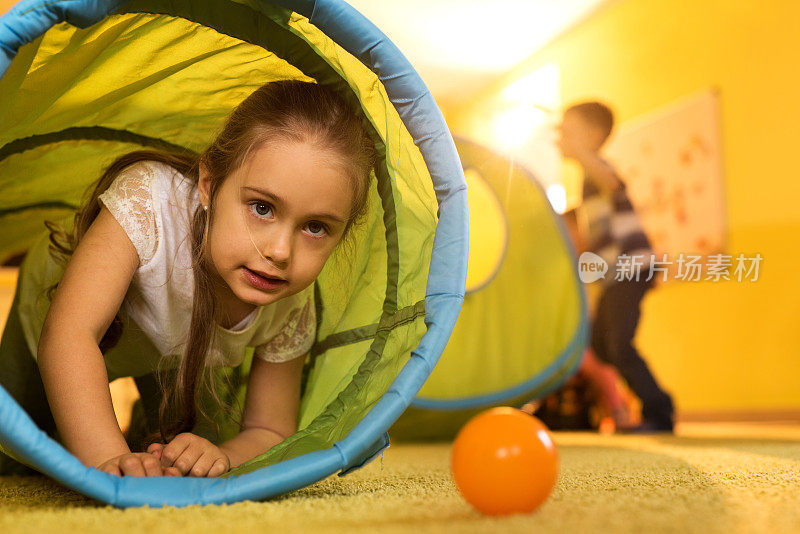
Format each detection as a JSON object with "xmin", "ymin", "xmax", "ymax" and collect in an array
[{"xmin": 198, "ymin": 141, "xmax": 353, "ymax": 322}]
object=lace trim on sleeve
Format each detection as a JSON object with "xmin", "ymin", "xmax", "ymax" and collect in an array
[
  {"xmin": 254, "ymin": 294, "xmax": 316, "ymax": 363},
  {"xmin": 97, "ymin": 162, "xmax": 159, "ymax": 266}
]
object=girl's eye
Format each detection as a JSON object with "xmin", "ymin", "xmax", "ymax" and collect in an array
[
  {"xmin": 249, "ymin": 201, "xmax": 273, "ymax": 219},
  {"xmin": 306, "ymin": 221, "xmax": 327, "ymax": 237}
]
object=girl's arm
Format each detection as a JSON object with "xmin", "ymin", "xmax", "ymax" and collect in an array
[
  {"xmin": 218, "ymin": 353, "xmax": 305, "ymax": 468},
  {"xmin": 37, "ymin": 207, "xmax": 153, "ymax": 471}
]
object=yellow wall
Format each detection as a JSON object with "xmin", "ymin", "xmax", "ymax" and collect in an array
[{"xmin": 451, "ymin": 1, "xmax": 800, "ymax": 414}]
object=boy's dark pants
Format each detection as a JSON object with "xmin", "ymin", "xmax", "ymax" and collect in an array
[{"xmin": 591, "ymin": 277, "xmax": 675, "ymax": 427}]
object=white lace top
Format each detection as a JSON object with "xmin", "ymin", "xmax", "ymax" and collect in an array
[{"xmin": 94, "ymin": 160, "xmax": 316, "ymax": 368}]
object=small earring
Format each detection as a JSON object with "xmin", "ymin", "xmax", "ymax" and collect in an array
[{"xmin": 203, "ymin": 205, "xmax": 208, "ymax": 211}]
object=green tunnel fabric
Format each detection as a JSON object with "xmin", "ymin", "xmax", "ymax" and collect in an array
[
  {"xmin": 0, "ymin": 0, "xmax": 440, "ymax": 476},
  {"xmin": 390, "ymin": 139, "xmax": 587, "ymax": 440}
]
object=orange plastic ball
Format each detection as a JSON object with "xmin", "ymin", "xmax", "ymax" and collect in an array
[{"xmin": 451, "ymin": 407, "xmax": 559, "ymax": 516}]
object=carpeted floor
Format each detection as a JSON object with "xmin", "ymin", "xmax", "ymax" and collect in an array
[{"xmin": 0, "ymin": 422, "xmax": 798, "ymax": 533}]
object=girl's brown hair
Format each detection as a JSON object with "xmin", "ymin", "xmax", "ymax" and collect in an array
[{"xmin": 45, "ymin": 80, "xmax": 376, "ymax": 449}]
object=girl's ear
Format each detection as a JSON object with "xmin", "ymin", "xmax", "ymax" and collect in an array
[{"xmin": 198, "ymin": 162, "xmax": 211, "ymax": 208}]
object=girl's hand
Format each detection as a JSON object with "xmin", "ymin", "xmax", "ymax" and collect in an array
[
  {"xmin": 96, "ymin": 452, "xmax": 182, "ymax": 477},
  {"xmin": 147, "ymin": 433, "xmax": 231, "ymax": 477}
]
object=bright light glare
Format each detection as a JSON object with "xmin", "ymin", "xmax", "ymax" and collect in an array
[
  {"xmin": 492, "ymin": 105, "xmax": 547, "ymax": 150},
  {"xmin": 342, "ymin": 1, "xmax": 607, "ymax": 73},
  {"xmin": 546, "ymin": 183, "xmax": 567, "ymax": 214},
  {"xmin": 491, "ymin": 63, "xmax": 561, "ymax": 152},
  {"xmin": 501, "ymin": 63, "xmax": 560, "ymax": 110}
]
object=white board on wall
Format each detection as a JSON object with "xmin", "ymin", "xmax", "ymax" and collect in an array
[{"xmin": 604, "ymin": 89, "xmax": 727, "ymax": 257}]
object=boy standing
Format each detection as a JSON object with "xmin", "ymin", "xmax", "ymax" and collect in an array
[{"xmin": 557, "ymin": 102, "xmax": 675, "ymax": 432}]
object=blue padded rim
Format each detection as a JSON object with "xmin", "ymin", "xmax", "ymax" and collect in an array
[
  {"xmin": 0, "ymin": 0, "xmax": 468, "ymax": 507},
  {"xmin": 411, "ymin": 136, "xmax": 587, "ymax": 411}
]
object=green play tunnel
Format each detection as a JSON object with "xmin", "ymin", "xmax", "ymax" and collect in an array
[
  {"xmin": 0, "ymin": 0, "xmax": 467, "ymax": 507},
  {"xmin": 391, "ymin": 138, "xmax": 587, "ymax": 440}
]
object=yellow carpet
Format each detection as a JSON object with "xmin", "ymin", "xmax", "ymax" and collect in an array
[{"xmin": 1, "ymin": 422, "xmax": 798, "ymax": 533}]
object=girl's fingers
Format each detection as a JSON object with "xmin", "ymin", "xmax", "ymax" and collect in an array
[
  {"xmin": 119, "ymin": 456, "xmax": 147, "ymax": 477},
  {"xmin": 101, "ymin": 465, "xmax": 122, "ymax": 477},
  {"xmin": 141, "ymin": 455, "xmax": 163, "ymax": 477},
  {"xmin": 188, "ymin": 452, "xmax": 217, "ymax": 478},
  {"xmin": 172, "ymin": 446, "xmax": 203, "ymax": 476},
  {"xmin": 161, "ymin": 440, "xmax": 192, "ymax": 471},
  {"xmin": 147, "ymin": 442, "xmax": 164, "ymax": 460},
  {"xmin": 208, "ymin": 459, "xmax": 228, "ymax": 478},
  {"xmin": 164, "ymin": 466, "xmax": 182, "ymax": 477}
]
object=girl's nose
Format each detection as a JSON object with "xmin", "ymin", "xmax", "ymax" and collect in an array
[{"xmin": 261, "ymin": 225, "xmax": 292, "ymax": 265}]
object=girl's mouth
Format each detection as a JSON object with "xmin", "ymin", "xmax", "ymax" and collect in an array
[{"xmin": 242, "ymin": 267, "xmax": 288, "ymax": 291}]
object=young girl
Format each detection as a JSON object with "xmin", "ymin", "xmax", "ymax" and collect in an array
[{"xmin": 0, "ymin": 79, "xmax": 376, "ymax": 478}]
